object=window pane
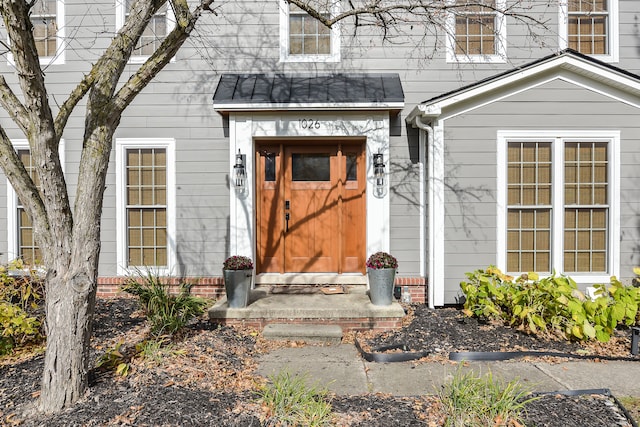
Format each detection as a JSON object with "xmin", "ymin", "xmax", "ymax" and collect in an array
[
  {"xmin": 292, "ymin": 153, "xmax": 330, "ymax": 181},
  {"xmin": 506, "ymin": 141, "xmax": 553, "ymax": 273},
  {"xmin": 126, "ymin": 2, "xmax": 168, "ymax": 56},
  {"xmin": 289, "ymin": 5, "xmax": 331, "ymax": 55},
  {"xmin": 563, "ymin": 208, "xmax": 608, "ymax": 273},
  {"xmin": 264, "ymin": 152, "xmax": 276, "ymax": 182},
  {"xmin": 31, "ymin": 0, "xmax": 57, "ymax": 57},
  {"xmin": 346, "ymin": 155, "xmax": 357, "ymax": 181},
  {"xmin": 126, "ymin": 148, "xmax": 168, "ymax": 267}
]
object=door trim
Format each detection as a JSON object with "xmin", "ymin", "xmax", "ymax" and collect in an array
[{"xmin": 228, "ymin": 112, "xmax": 391, "ymax": 274}]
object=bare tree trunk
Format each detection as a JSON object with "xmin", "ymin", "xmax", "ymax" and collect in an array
[{"xmin": 40, "ymin": 271, "xmax": 97, "ymax": 411}]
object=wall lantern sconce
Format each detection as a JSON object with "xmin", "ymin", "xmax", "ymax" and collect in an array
[
  {"xmin": 373, "ymin": 151, "xmax": 386, "ymax": 195},
  {"xmin": 233, "ymin": 149, "xmax": 246, "ymax": 192}
]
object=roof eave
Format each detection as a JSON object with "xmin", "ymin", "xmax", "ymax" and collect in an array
[{"xmin": 213, "ymin": 101, "xmax": 405, "ymax": 116}]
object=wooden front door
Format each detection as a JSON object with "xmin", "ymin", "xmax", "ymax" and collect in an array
[{"xmin": 256, "ymin": 141, "xmax": 366, "ymax": 274}]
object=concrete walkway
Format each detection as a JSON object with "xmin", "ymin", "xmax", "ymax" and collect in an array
[{"xmin": 257, "ymin": 344, "xmax": 640, "ymax": 397}]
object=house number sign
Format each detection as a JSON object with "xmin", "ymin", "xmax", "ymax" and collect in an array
[{"xmin": 298, "ymin": 118, "xmax": 322, "ymax": 130}]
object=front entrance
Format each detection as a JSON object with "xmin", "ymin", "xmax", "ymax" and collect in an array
[{"xmin": 256, "ymin": 140, "xmax": 366, "ymax": 274}]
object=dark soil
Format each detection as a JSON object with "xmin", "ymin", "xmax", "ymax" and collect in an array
[{"xmin": 0, "ymin": 299, "xmax": 637, "ymax": 426}]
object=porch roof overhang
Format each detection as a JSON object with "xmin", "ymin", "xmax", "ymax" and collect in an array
[
  {"xmin": 212, "ymin": 73, "xmax": 405, "ymax": 115},
  {"xmin": 406, "ymin": 48, "xmax": 640, "ymax": 125}
]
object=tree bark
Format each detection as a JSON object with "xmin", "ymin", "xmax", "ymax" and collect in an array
[{"xmin": 40, "ymin": 271, "xmax": 96, "ymax": 411}]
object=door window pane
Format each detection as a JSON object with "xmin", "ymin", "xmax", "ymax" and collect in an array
[
  {"xmin": 346, "ymin": 154, "xmax": 357, "ymax": 181},
  {"xmin": 292, "ymin": 153, "xmax": 330, "ymax": 181},
  {"xmin": 264, "ymin": 152, "xmax": 276, "ymax": 182}
]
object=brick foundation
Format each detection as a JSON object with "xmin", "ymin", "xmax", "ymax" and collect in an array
[{"xmin": 97, "ymin": 276, "xmax": 428, "ymax": 304}]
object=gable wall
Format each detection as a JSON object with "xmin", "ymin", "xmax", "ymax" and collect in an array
[{"xmin": 440, "ymin": 79, "xmax": 640, "ymax": 303}]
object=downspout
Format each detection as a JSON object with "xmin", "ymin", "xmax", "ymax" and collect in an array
[{"xmin": 413, "ymin": 115, "xmax": 435, "ymax": 309}]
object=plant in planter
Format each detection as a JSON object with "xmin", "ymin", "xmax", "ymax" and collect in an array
[
  {"xmin": 366, "ymin": 252, "xmax": 398, "ymax": 306},
  {"xmin": 223, "ymin": 255, "xmax": 254, "ymax": 308}
]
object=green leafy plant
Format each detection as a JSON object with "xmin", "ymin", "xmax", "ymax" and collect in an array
[
  {"xmin": 259, "ymin": 370, "xmax": 333, "ymax": 427},
  {"xmin": 460, "ymin": 266, "xmax": 640, "ymax": 342},
  {"xmin": 366, "ymin": 251, "xmax": 398, "ymax": 269},
  {"xmin": 0, "ymin": 260, "xmax": 45, "ymax": 355},
  {"xmin": 121, "ymin": 271, "xmax": 208, "ymax": 336},
  {"xmin": 95, "ymin": 341, "xmax": 130, "ymax": 377},
  {"xmin": 223, "ymin": 255, "xmax": 253, "ymax": 270},
  {"xmin": 438, "ymin": 367, "xmax": 538, "ymax": 427}
]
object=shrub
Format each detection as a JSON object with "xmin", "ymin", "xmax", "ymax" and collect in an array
[
  {"xmin": 460, "ymin": 266, "xmax": 640, "ymax": 342},
  {"xmin": 366, "ymin": 252, "xmax": 398, "ymax": 270},
  {"xmin": 121, "ymin": 271, "xmax": 208, "ymax": 336},
  {"xmin": 223, "ymin": 255, "xmax": 253, "ymax": 270},
  {"xmin": 259, "ymin": 370, "xmax": 333, "ymax": 427},
  {"xmin": 0, "ymin": 261, "xmax": 45, "ymax": 355},
  {"xmin": 438, "ymin": 367, "xmax": 537, "ymax": 427}
]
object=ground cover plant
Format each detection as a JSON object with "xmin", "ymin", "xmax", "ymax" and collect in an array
[
  {"xmin": 460, "ymin": 266, "xmax": 640, "ymax": 342},
  {"xmin": 438, "ymin": 368, "xmax": 537, "ymax": 427},
  {"xmin": 0, "ymin": 261, "xmax": 45, "ymax": 355},
  {"xmin": 121, "ymin": 271, "xmax": 208, "ymax": 337},
  {"xmin": 259, "ymin": 370, "xmax": 333, "ymax": 426}
]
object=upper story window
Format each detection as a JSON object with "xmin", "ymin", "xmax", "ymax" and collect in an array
[
  {"xmin": 279, "ymin": 0, "xmax": 340, "ymax": 63},
  {"xmin": 446, "ymin": 0, "xmax": 506, "ymax": 63},
  {"xmin": 10, "ymin": 0, "xmax": 65, "ymax": 65},
  {"xmin": 115, "ymin": 0, "xmax": 174, "ymax": 63},
  {"xmin": 560, "ymin": 0, "xmax": 618, "ymax": 62}
]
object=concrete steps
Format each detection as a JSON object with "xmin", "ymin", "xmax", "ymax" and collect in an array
[
  {"xmin": 208, "ymin": 285, "xmax": 406, "ymax": 333},
  {"xmin": 263, "ymin": 324, "xmax": 343, "ymax": 343}
]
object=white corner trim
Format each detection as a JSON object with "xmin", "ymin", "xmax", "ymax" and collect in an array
[
  {"xmin": 115, "ymin": 138, "xmax": 176, "ymax": 276},
  {"xmin": 496, "ymin": 130, "xmax": 620, "ymax": 283}
]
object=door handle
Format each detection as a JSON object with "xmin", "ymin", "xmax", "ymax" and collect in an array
[
  {"xmin": 285, "ymin": 200, "xmax": 290, "ymax": 210},
  {"xmin": 285, "ymin": 213, "xmax": 290, "ymax": 232}
]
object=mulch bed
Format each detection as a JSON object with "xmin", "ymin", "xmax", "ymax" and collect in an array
[{"xmin": 0, "ymin": 299, "xmax": 637, "ymax": 426}]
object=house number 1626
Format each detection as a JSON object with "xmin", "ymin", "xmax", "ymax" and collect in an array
[{"xmin": 299, "ymin": 119, "xmax": 321, "ymax": 130}]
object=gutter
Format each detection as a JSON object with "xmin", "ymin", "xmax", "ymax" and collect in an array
[{"xmin": 412, "ymin": 115, "xmax": 435, "ymax": 309}]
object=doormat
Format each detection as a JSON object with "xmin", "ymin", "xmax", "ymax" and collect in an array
[{"xmin": 269, "ymin": 285, "xmax": 347, "ymax": 295}]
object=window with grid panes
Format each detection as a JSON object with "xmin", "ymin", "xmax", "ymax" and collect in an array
[
  {"xmin": 125, "ymin": 0, "xmax": 168, "ymax": 56},
  {"xmin": 506, "ymin": 140, "xmax": 609, "ymax": 274},
  {"xmin": 125, "ymin": 148, "xmax": 167, "ymax": 267},
  {"xmin": 454, "ymin": 0, "xmax": 498, "ymax": 56},
  {"xmin": 507, "ymin": 142, "xmax": 552, "ymax": 273},
  {"xmin": 16, "ymin": 150, "xmax": 41, "ymax": 265},
  {"xmin": 288, "ymin": 4, "xmax": 331, "ymax": 56},
  {"xmin": 563, "ymin": 142, "xmax": 608, "ymax": 272},
  {"xmin": 31, "ymin": 0, "xmax": 57, "ymax": 58},
  {"xmin": 568, "ymin": 0, "xmax": 609, "ymax": 55}
]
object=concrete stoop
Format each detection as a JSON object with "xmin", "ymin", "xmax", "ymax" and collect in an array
[{"xmin": 208, "ymin": 285, "xmax": 406, "ymax": 333}]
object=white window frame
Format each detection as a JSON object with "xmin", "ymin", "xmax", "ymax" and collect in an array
[
  {"xmin": 7, "ymin": 0, "xmax": 65, "ymax": 66},
  {"xmin": 279, "ymin": 0, "xmax": 340, "ymax": 63},
  {"xmin": 559, "ymin": 0, "xmax": 619, "ymax": 63},
  {"xmin": 6, "ymin": 139, "xmax": 65, "ymax": 264},
  {"xmin": 445, "ymin": 0, "xmax": 507, "ymax": 63},
  {"xmin": 497, "ymin": 130, "xmax": 620, "ymax": 285},
  {"xmin": 115, "ymin": 138, "xmax": 176, "ymax": 276},
  {"xmin": 115, "ymin": 0, "xmax": 176, "ymax": 64}
]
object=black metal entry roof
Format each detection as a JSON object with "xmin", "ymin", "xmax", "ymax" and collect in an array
[{"xmin": 212, "ymin": 73, "xmax": 404, "ymax": 113}]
